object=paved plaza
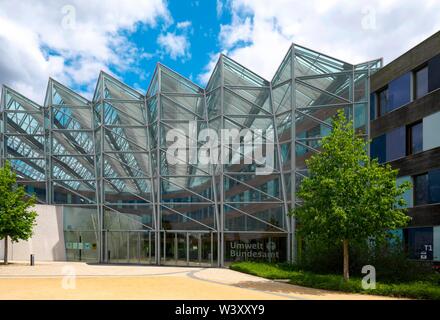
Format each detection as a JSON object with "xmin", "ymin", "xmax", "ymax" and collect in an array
[{"xmin": 0, "ymin": 261, "xmax": 401, "ymax": 300}]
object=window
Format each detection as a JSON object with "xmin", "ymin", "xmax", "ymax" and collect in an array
[
  {"xmin": 413, "ymin": 169, "xmax": 440, "ymax": 206},
  {"xmin": 377, "ymin": 87, "xmax": 388, "ymax": 116},
  {"xmin": 306, "ymin": 126, "xmax": 320, "ymax": 149},
  {"xmin": 413, "ymin": 173, "xmax": 429, "ymax": 206},
  {"xmin": 386, "ymin": 126, "xmax": 406, "ymax": 161},
  {"xmin": 428, "ymin": 54, "xmax": 440, "ymax": 92},
  {"xmin": 370, "ymin": 134, "xmax": 386, "ymax": 164},
  {"xmin": 414, "ymin": 66, "xmax": 428, "ymax": 99},
  {"xmin": 388, "ymin": 73, "xmax": 411, "ymax": 111},
  {"xmin": 405, "ymin": 227, "xmax": 433, "ymax": 260},
  {"xmin": 429, "ymin": 168, "xmax": 440, "ymax": 204},
  {"xmin": 406, "ymin": 121, "xmax": 423, "ymax": 155}
]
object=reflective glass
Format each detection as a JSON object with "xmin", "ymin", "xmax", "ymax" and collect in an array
[
  {"xmin": 414, "ymin": 173, "xmax": 429, "ymax": 206},
  {"xmin": 405, "ymin": 227, "xmax": 433, "ymax": 260},
  {"xmin": 378, "ymin": 88, "xmax": 388, "ymax": 116},
  {"xmin": 1, "ymin": 44, "xmax": 379, "ymax": 265},
  {"xmin": 415, "ymin": 66, "xmax": 429, "ymax": 99},
  {"xmin": 428, "ymin": 168, "xmax": 440, "ymax": 204},
  {"xmin": 428, "ymin": 54, "xmax": 440, "ymax": 92},
  {"xmin": 386, "ymin": 126, "xmax": 405, "ymax": 161},
  {"xmin": 408, "ymin": 121, "xmax": 423, "ymax": 155},
  {"xmin": 371, "ymin": 134, "xmax": 386, "ymax": 163},
  {"xmin": 388, "ymin": 73, "xmax": 411, "ymax": 111}
]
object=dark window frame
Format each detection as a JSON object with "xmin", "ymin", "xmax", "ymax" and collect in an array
[
  {"xmin": 406, "ymin": 120, "xmax": 423, "ymax": 156},
  {"xmin": 413, "ymin": 64, "xmax": 429, "ymax": 100},
  {"xmin": 376, "ymin": 86, "xmax": 388, "ymax": 117},
  {"xmin": 413, "ymin": 172, "xmax": 429, "ymax": 206}
]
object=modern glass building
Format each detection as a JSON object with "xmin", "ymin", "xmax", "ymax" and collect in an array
[{"xmin": 0, "ymin": 44, "xmax": 380, "ymax": 266}]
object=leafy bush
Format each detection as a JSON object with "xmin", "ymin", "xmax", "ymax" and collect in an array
[
  {"xmin": 297, "ymin": 237, "xmax": 435, "ymax": 282},
  {"xmin": 230, "ymin": 261, "xmax": 440, "ymax": 300}
]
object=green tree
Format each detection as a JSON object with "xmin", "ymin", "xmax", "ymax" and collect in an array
[
  {"xmin": 0, "ymin": 161, "xmax": 37, "ymax": 264},
  {"xmin": 290, "ymin": 111, "xmax": 410, "ymax": 280}
]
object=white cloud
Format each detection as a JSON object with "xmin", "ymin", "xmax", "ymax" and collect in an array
[
  {"xmin": 0, "ymin": 0, "xmax": 170, "ymax": 103},
  {"xmin": 157, "ymin": 32, "xmax": 191, "ymax": 60},
  {"xmin": 177, "ymin": 21, "xmax": 192, "ymax": 29},
  {"xmin": 201, "ymin": 0, "xmax": 440, "ymax": 82},
  {"xmin": 216, "ymin": 0, "xmax": 224, "ymax": 18},
  {"xmin": 197, "ymin": 52, "xmax": 222, "ymax": 85},
  {"xmin": 219, "ymin": 16, "xmax": 253, "ymax": 48}
]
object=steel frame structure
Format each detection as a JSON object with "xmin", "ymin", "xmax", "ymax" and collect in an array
[{"xmin": 0, "ymin": 44, "xmax": 381, "ymax": 266}]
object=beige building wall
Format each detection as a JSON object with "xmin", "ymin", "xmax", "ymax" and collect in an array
[{"xmin": 0, "ymin": 205, "xmax": 65, "ymax": 262}]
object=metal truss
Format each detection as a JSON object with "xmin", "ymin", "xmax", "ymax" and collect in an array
[{"xmin": 0, "ymin": 44, "xmax": 381, "ymax": 266}]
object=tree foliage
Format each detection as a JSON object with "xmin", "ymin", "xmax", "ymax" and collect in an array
[
  {"xmin": 291, "ymin": 111, "xmax": 411, "ymax": 279},
  {"xmin": 0, "ymin": 161, "xmax": 37, "ymax": 263}
]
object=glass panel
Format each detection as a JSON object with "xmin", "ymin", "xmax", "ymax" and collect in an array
[
  {"xmin": 140, "ymin": 231, "xmax": 154, "ymax": 264},
  {"xmin": 224, "ymin": 204, "xmax": 285, "ymax": 231},
  {"xmin": 409, "ymin": 121, "xmax": 423, "ymax": 154},
  {"xmin": 188, "ymin": 233, "xmax": 201, "ymax": 264},
  {"xmin": 160, "ymin": 67, "xmax": 202, "ymax": 94},
  {"xmin": 423, "ymin": 111, "xmax": 440, "ymax": 151},
  {"xmin": 162, "ymin": 231, "xmax": 176, "ymax": 264},
  {"xmin": 414, "ymin": 173, "xmax": 429, "ymax": 206},
  {"xmin": 428, "ymin": 168, "xmax": 440, "ymax": 204},
  {"xmin": 428, "ymin": 54, "xmax": 440, "ymax": 92},
  {"xmin": 128, "ymin": 231, "xmax": 140, "ymax": 263},
  {"xmin": 371, "ymin": 134, "xmax": 386, "ymax": 163},
  {"xmin": 272, "ymin": 82, "xmax": 291, "ymax": 114},
  {"xmin": 201, "ymin": 233, "xmax": 215, "ymax": 266},
  {"xmin": 77, "ymin": 231, "xmax": 99, "ymax": 262},
  {"xmin": 388, "ymin": 73, "xmax": 411, "ymax": 111},
  {"xmin": 406, "ymin": 227, "xmax": 433, "ymax": 260},
  {"xmin": 104, "ymin": 208, "xmax": 152, "ymax": 230},
  {"xmin": 378, "ymin": 87, "xmax": 389, "ymax": 116},
  {"xmin": 434, "ymin": 226, "xmax": 440, "ymax": 262},
  {"xmin": 21, "ymin": 181, "xmax": 47, "ymax": 203},
  {"xmin": 354, "ymin": 103, "xmax": 367, "ymax": 132},
  {"xmin": 161, "ymin": 204, "xmax": 215, "ymax": 230},
  {"xmin": 415, "ymin": 66, "xmax": 429, "ymax": 99},
  {"xmin": 386, "ymin": 126, "xmax": 405, "ymax": 161},
  {"xmin": 107, "ymin": 231, "xmax": 128, "ymax": 263},
  {"xmin": 272, "ymin": 51, "xmax": 291, "ymax": 85},
  {"xmin": 224, "ymin": 233, "xmax": 287, "ymax": 264},
  {"xmin": 223, "ymin": 55, "xmax": 268, "ymax": 87},
  {"xmin": 177, "ymin": 233, "xmax": 187, "ymax": 265},
  {"xmin": 63, "ymin": 206, "xmax": 98, "ymax": 230},
  {"xmin": 206, "ymin": 61, "xmax": 222, "ymax": 92},
  {"xmin": 396, "ymin": 176, "xmax": 413, "ymax": 208}
]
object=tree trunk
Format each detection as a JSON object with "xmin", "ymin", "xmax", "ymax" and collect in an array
[
  {"xmin": 343, "ymin": 239, "xmax": 349, "ymax": 281},
  {"xmin": 3, "ymin": 236, "xmax": 8, "ymax": 265}
]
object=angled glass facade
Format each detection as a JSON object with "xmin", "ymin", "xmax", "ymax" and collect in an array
[{"xmin": 0, "ymin": 44, "xmax": 381, "ymax": 266}]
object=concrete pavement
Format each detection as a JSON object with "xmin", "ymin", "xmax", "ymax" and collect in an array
[{"xmin": 0, "ymin": 261, "xmax": 400, "ymax": 300}]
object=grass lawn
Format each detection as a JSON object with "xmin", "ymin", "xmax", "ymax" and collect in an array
[{"xmin": 230, "ymin": 262, "xmax": 440, "ymax": 300}]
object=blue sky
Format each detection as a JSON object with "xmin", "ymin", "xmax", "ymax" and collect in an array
[
  {"xmin": 123, "ymin": 1, "xmax": 226, "ymax": 91},
  {"xmin": 1, "ymin": 0, "xmax": 440, "ymax": 103}
]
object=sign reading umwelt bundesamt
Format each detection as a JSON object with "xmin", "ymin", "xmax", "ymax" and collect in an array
[{"xmin": 229, "ymin": 241, "xmax": 279, "ymax": 259}]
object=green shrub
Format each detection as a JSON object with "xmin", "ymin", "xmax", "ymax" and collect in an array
[
  {"xmin": 297, "ymin": 237, "xmax": 435, "ymax": 282},
  {"xmin": 230, "ymin": 261, "xmax": 440, "ymax": 300}
]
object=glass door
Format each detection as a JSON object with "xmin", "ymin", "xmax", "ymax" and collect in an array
[
  {"xmin": 140, "ymin": 231, "xmax": 154, "ymax": 264},
  {"xmin": 188, "ymin": 233, "xmax": 201, "ymax": 265},
  {"xmin": 176, "ymin": 233, "xmax": 187, "ymax": 266},
  {"xmin": 162, "ymin": 231, "xmax": 176, "ymax": 265},
  {"xmin": 160, "ymin": 231, "xmax": 215, "ymax": 266}
]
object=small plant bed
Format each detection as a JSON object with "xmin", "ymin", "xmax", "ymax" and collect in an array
[{"xmin": 230, "ymin": 262, "xmax": 440, "ymax": 300}]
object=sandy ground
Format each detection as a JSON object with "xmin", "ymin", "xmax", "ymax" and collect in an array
[{"xmin": 0, "ymin": 261, "xmax": 401, "ymax": 300}]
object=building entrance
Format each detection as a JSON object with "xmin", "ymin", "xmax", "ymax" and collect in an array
[
  {"xmin": 161, "ymin": 231, "xmax": 216, "ymax": 267},
  {"xmin": 105, "ymin": 230, "xmax": 155, "ymax": 264}
]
